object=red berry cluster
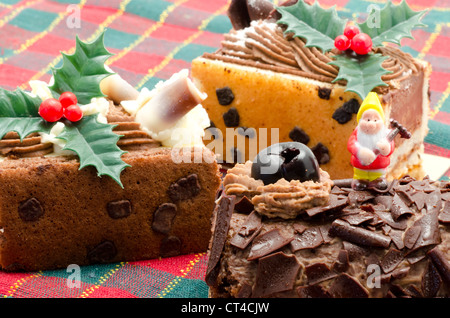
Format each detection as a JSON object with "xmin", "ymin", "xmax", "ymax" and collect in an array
[
  {"xmin": 334, "ymin": 25, "xmax": 373, "ymax": 55},
  {"xmin": 39, "ymin": 92, "xmax": 83, "ymax": 123}
]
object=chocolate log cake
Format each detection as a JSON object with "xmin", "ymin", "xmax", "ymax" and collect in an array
[
  {"xmin": 192, "ymin": 0, "xmax": 431, "ymax": 180},
  {"xmin": 206, "ymin": 144, "xmax": 450, "ymax": 298},
  {"xmin": 0, "ymin": 33, "xmax": 221, "ymax": 271}
]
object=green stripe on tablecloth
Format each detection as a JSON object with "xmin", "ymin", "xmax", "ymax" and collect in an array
[
  {"xmin": 103, "ymin": 28, "xmax": 141, "ymax": 50},
  {"xmin": 202, "ymin": 15, "xmax": 231, "ymax": 34},
  {"xmin": 126, "ymin": 0, "xmax": 172, "ymax": 21},
  {"xmin": 173, "ymin": 43, "xmax": 217, "ymax": 62},
  {"xmin": 425, "ymin": 119, "xmax": 450, "ymax": 149},
  {"xmin": 9, "ymin": 8, "xmax": 58, "ymax": 32}
]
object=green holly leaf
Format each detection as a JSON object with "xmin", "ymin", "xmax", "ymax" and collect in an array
[
  {"xmin": 0, "ymin": 87, "xmax": 53, "ymax": 141},
  {"xmin": 276, "ymin": 1, "xmax": 347, "ymax": 52},
  {"xmin": 49, "ymin": 31, "xmax": 114, "ymax": 105},
  {"xmin": 329, "ymin": 53, "xmax": 392, "ymax": 100},
  {"xmin": 358, "ymin": 0, "xmax": 427, "ymax": 47},
  {"xmin": 57, "ymin": 115, "xmax": 130, "ymax": 188}
]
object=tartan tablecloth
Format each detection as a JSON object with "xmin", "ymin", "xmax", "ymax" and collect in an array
[{"xmin": 0, "ymin": 0, "xmax": 449, "ymax": 299}]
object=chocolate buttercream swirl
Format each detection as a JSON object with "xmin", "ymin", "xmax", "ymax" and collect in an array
[
  {"xmin": 223, "ymin": 160, "xmax": 333, "ymax": 219},
  {"xmin": 203, "ymin": 20, "xmax": 422, "ymax": 91},
  {"xmin": 0, "ymin": 132, "xmax": 53, "ymax": 158},
  {"xmin": 106, "ymin": 103, "xmax": 160, "ymax": 151},
  {"xmin": 0, "ymin": 103, "xmax": 159, "ymax": 159}
]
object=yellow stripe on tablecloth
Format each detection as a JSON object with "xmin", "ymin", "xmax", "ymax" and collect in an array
[
  {"xmin": 0, "ymin": 0, "xmax": 88, "ymax": 65},
  {"xmin": 135, "ymin": 0, "xmax": 231, "ymax": 90},
  {"xmin": 0, "ymin": 0, "xmax": 41, "ymax": 28},
  {"xmin": 3, "ymin": 271, "xmax": 43, "ymax": 298},
  {"xmin": 19, "ymin": 0, "xmax": 132, "ymax": 90},
  {"xmin": 106, "ymin": 0, "xmax": 188, "ymax": 66},
  {"xmin": 78, "ymin": 262, "xmax": 126, "ymax": 298},
  {"xmin": 157, "ymin": 253, "xmax": 204, "ymax": 298}
]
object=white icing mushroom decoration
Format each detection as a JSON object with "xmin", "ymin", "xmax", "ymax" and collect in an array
[{"xmin": 113, "ymin": 69, "xmax": 210, "ymax": 148}]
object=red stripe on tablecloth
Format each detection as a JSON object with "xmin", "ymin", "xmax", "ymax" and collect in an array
[
  {"xmin": 176, "ymin": 0, "xmax": 230, "ymax": 13},
  {"xmin": 26, "ymin": 33, "xmax": 74, "ymax": 55},
  {"xmin": 191, "ymin": 30, "xmax": 224, "ymax": 47},
  {"xmin": 425, "ymin": 142, "xmax": 450, "ymax": 158},
  {"xmin": 151, "ymin": 23, "xmax": 197, "ymax": 42},
  {"xmin": 110, "ymin": 51, "xmax": 166, "ymax": 74},
  {"xmin": 0, "ymin": 63, "xmax": 37, "ymax": 88},
  {"xmin": 429, "ymin": 71, "xmax": 450, "ymax": 93},
  {"xmin": 131, "ymin": 253, "xmax": 204, "ymax": 277},
  {"xmin": 78, "ymin": 4, "xmax": 119, "ymax": 25},
  {"xmin": 0, "ymin": 24, "xmax": 39, "ymax": 50},
  {"xmin": 427, "ymin": 34, "xmax": 450, "ymax": 58},
  {"xmin": 108, "ymin": 12, "xmax": 157, "ymax": 35},
  {"xmin": 433, "ymin": 111, "xmax": 450, "ymax": 125}
]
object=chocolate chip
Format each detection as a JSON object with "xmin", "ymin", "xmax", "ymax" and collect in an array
[
  {"xmin": 216, "ymin": 87, "xmax": 235, "ymax": 105},
  {"xmin": 288, "ymin": 126, "xmax": 310, "ymax": 145},
  {"xmin": 18, "ymin": 197, "xmax": 44, "ymax": 222},
  {"xmin": 318, "ymin": 87, "xmax": 332, "ymax": 100},
  {"xmin": 168, "ymin": 174, "xmax": 201, "ymax": 202},
  {"xmin": 107, "ymin": 200, "xmax": 131, "ymax": 219},
  {"xmin": 152, "ymin": 203, "xmax": 177, "ymax": 234},
  {"xmin": 341, "ymin": 99, "xmax": 360, "ymax": 114},
  {"xmin": 311, "ymin": 142, "xmax": 330, "ymax": 164},
  {"xmin": 223, "ymin": 107, "xmax": 240, "ymax": 127},
  {"xmin": 230, "ymin": 211, "xmax": 262, "ymax": 249},
  {"xmin": 160, "ymin": 236, "xmax": 181, "ymax": 258},
  {"xmin": 87, "ymin": 240, "xmax": 117, "ymax": 264},
  {"xmin": 252, "ymin": 252, "xmax": 300, "ymax": 297},
  {"xmin": 422, "ymin": 260, "xmax": 441, "ymax": 298},
  {"xmin": 205, "ymin": 195, "xmax": 236, "ymax": 286},
  {"xmin": 332, "ymin": 107, "xmax": 353, "ymax": 124},
  {"xmin": 329, "ymin": 219, "xmax": 391, "ymax": 248},
  {"xmin": 290, "ymin": 227, "xmax": 324, "ymax": 251},
  {"xmin": 247, "ymin": 229, "xmax": 294, "ymax": 260},
  {"xmin": 237, "ymin": 127, "xmax": 256, "ymax": 139},
  {"xmin": 328, "ymin": 273, "xmax": 369, "ymax": 298}
]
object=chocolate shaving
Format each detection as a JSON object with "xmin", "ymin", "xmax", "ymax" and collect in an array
[
  {"xmin": 427, "ymin": 246, "xmax": 450, "ymax": 287},
  {"xmin": 329, "ymin": 219, "xmax": 391, "ymax": 248},
  {"xmin": 290, "ymin": 227, "xmax": 324, "ymax": 251},
  {"xmin": 438, "ymin": 201, "xmax": 450, "ymax": 223},
  {"xmin": 403, "ymin": 225, "xmax": 421, "ymax": 249},
  {"xmin": 425, "ymin": 190, "xmax": 442, "ymax": 213},
  {"xmin": 234, "ymin": 196, "xmax": 255, "ymax": 214},
  {"xmin": 205, "ymin": 195, "xmax": 236, "ymax": 286},
  {"xmin": 248, "ymin": 229, "xmax": 294, "ymax": 260},
  {"xmin": 328, "ymin": 273, "xmax": 369, "ymax": 298},
  {"xmin": 252, "ymin": 252, "xmax": 300, "ymax": 298},
  {"xmin": 230, "ymin": 213, "xmax": 262, "ymax": 250},
  {"xmin": 297, "ymin": 285, "xmax": 331, "ymax": 298},
  {"xmin": 422, "ymin": 260, "xmax": 442, "ymax": 298},
  {"xmin": 305, "ymin": 194, "xmax": 347, "ymax": 217},
  {"xmin": 410, "ymin": 209, "xmax": 441, "ymax": 251},
  {"xmin": 332, "ymin": 249, "xmax": 349, "ymax": 272},
  {"xmin": 380, "ymin": 248, "xmax": 404, "ymax": 273},
  {"xmin": 374, "ymin": 211, "xmax": 408, "ymax": 230},
  {"xmin": 305, "ymin": 263, "xmax": 337, "ymax": 285},
  {"xmin": 390, "ymin": 193, "xmax": 413, "ymax": 221},
  {"xmin": 347, "ymin": 191, "xmax": 375, "ymax": 206}
]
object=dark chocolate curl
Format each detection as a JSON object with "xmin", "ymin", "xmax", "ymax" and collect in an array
[
  {"xmin": 227, "ymin": 0, "xmax": 275, "ymax": 30},
  {"xmin": 205, "ymin": 195, "xmax": 236, "ymax": 286},
  {"xmin": 427, "ymin": 246, "xmax": 450, "ymax": 287},
  {"xmin": 329, "ymin": 219, "xmax": 391, "ymax": 248}
]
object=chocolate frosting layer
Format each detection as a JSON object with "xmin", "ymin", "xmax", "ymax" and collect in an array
[{"xmin": 203, "ymin": 20, "xmax": 423, "ymax": 91}]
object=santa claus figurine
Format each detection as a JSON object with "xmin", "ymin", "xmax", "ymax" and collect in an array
[{"xmin": 347, "ymin": 92, "xmax": 394, "ymax": 191}]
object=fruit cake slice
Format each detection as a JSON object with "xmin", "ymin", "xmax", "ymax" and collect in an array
[{"xmin": 192, "ymin": 0, "xmax": 431, "ymax": 180}]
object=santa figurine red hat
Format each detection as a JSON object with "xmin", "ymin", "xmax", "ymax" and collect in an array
[{"xmin": 347, "ymin": 92, "xmax": 394, "ymax": 190}]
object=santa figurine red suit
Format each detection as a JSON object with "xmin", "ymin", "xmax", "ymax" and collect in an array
[{"xmin": 347, "ymin": 92, "xmax": 394, "ymax": 191}]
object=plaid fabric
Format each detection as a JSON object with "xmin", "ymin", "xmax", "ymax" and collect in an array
[{"xmin": 0, "ymin": 0, "xmax": 448, "ymax": 298}]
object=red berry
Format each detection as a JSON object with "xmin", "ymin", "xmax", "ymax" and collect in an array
[
  {"xmin": 59, "ymin": 92, "xmax": 78, "ymax": 109},
  {"xmin": 351, "ymin": 33, "xmax": 373, "ymax": 55},
  {"xmin": 39, "ymin": 98, "xmax": 64, "ymax": 122},
  {"xmin": 344, "ymin": 25, "xmax": 360, "ymax": 40},
  {"xmin": 64, "ymin": 104, "xmax": 83, "ymax": 122},
  {"xmin": 334, "ymin": 35, "xmax": 351, "ymax": 51}
]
